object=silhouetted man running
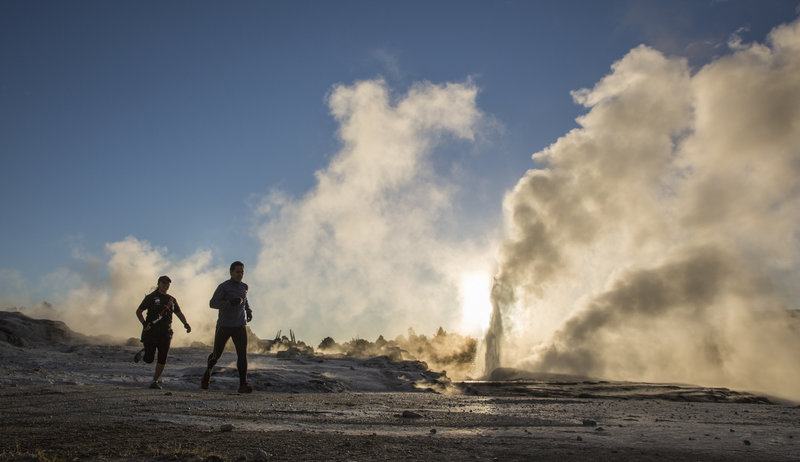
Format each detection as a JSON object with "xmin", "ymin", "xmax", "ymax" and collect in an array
[
  {"xmin": 201, "ymin": 261, "xmax": 253, "ymax": 393},
  {"xmin": 135, "ymin": 275, "xmax": 191, "ymax": 389}
]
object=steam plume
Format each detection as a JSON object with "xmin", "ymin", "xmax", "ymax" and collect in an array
[
  {"xmin": 30, "ymin": 237, "xmax": 224, "ymax": 344},
  {"xmin": 250, "ymin": 79, "xmax": 488, "ymax": 342},
  {"xmin": 486, "ymin": 18, "xmax": 800, "ymax": 400},
  {"xmin": 6, "ymin": 79, "xmax": 491, "ymax": 354}
]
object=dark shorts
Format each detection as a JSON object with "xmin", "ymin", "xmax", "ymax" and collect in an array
[{"xmin": 142, "ymin": 328, "xmax": 173, "ymax": 365}]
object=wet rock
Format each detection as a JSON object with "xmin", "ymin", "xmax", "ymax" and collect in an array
[
  {"xmin": 220, "ymin": 424, "xmax": 234, "ymax": 432},
  {"xmin": 582, "ymin": 419, "xmax": 597, "ymax": 427},
  {"xmin": 399, "ymin": 410, "xmax": 422, "ymax": 418},
  {"xmin": 430, "ymin": 428, "xmax": 437, "ymax": 434},
  {"xmin": 743, "ymin": 440, "xmax": 751, "ymax": 446},
  {"xmin": 254, "ymin": 449, "xmax": 269, "ymax": 462}
]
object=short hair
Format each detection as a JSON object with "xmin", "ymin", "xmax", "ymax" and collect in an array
[
  {"xmin": 158, "ymin": 275, "xmax": 171, "ymax": 284},
  {"xmin": 230, "ymin": 261, "xmax": 244, "ymax": 272}
]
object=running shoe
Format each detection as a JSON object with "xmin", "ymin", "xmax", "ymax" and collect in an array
[
  {"xmin": 237, "ymin": 383, "xmax": 252, "ymax": 394},
  {"xmin": 149, "ymin": 381, "xmax": 162, "ymax": 390},
  {"xmin": 134, "ymin": 348, "xmax": 145, "ymax": 363}
]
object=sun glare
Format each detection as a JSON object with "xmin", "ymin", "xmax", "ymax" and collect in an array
[{"xmin": 459, "ymin": 273, "xmax": 492, "ymax": 333}]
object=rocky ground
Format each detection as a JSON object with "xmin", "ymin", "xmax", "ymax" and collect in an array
[
  {"xmin": 3, "ymin": 379, "xmax": 800, "ymax": 461},
  {"xmin": 1, "ymin": 311, "xmax": 799, "ymax": 461}
]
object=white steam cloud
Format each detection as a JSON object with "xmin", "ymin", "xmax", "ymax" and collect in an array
[
  {"xmin": 487, "ymin": 18, "xmax": 800, "ymax": 400},
  {"xmin": 15, "ymin": 238, "xmax": 226, "ymax": 344},
  {"xmin": 4, "ymin": 79, "xmax": 492, "ymax": 352},
  {"xmin": 249, "ymin": 79, "xmax": 490, "ymax": 343},
  {"xmin": 9, "ymin": 17, "xmax": 798, "ymax": 401}
]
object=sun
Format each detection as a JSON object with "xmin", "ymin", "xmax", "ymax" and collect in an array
[{"xmin": 459, "ymin": 272, "xmax": 493, "ymax": 333}]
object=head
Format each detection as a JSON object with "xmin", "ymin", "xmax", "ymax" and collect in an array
[
  {"xmin": 157, "ymin": 275, "xmax": 171, "ymax": 294},
  {"xmin": 230, "ymin": 261, "xmax": 244, "ymax": 283}
]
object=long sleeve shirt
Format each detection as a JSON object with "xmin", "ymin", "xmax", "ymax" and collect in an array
[{"xmin": 209, "ymin": 279, "xmax": 251, "ymax": 327}]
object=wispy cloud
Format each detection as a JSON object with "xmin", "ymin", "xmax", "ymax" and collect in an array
[{"xmin": 371, "ymin": 49, "xmax": 402, "ymax": 82}]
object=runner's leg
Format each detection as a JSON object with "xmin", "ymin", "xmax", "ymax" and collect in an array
[
  {"xmin": 153, "ymin": 331, "xmax": 171, "ymax": 382},
  {"xmin": 231, "ymin": 326, "xmax": 248, "ymax": 385},
  {"xmin": 142, "ymin": 334, "xmax": 157, "ymax": 364},
  {"xmin": 203, "ymin": 327, "xmax": 232, "ymax": 389},
  {"xmin": 207, "ymin": 327, "xmax": 231, "ymax": 368}
]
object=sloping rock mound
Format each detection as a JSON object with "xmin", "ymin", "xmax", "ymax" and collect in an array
[
  {"xmin": 464, "ymin": 367, "xmax": 773, "ymax": 404},
  {"xmin": 487, "ymin": 367, "xmax": 596, "ymax": 383},
  {"xmin": 0, "ymin": 311, "xmax": 89, "ymax": 347}
]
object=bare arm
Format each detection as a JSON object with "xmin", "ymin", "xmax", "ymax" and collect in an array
[{"xmin": 175, "ymin": 311, "xmax": 191, "ymax": 333}]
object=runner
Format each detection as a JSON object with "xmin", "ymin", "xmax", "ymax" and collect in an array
[
  {"xmin": 135, "ymin": 275, "xmax": 191, "ymax": 389},
  {"xmin": 202, "ymin": 261, "xmax": 253, "ymax": 393}
]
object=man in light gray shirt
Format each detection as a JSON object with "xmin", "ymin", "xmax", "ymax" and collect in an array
[{"xmin": 201, "ymin": 261, "xmax": 253, "ymax": 393}]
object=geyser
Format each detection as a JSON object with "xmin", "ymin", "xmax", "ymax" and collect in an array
[{"xmin": 485, "ymin": 18, "xmax": 800, "ymax": 401}]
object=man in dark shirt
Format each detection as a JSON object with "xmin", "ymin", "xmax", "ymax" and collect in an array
[
  {"xmin": 201, "ymin": 261, "xmax": 253, "ymax": 393},
  {"xmin": 135, "ymin": 275, "xmax": 191, "ymax": 389}
]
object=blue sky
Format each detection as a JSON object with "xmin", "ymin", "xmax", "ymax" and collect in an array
[{"xmin": 2, "ymin": 1, "xmax": 799, "ymax": 338}]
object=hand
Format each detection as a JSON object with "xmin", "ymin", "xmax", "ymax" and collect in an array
[
  {"xmin": 246, "ymin": 311, "xmax": 252, "ymax": 322},
  {"xmin": 184, "ymin": 323, "xmax": 191, "ymax": 333},
  {"xmin": 143, "ymin": 322, "xmax": 152, "ymax": 331},
  {"xmin": 229, "ymin": 297, "xmax": 242, "ymax": 307}
]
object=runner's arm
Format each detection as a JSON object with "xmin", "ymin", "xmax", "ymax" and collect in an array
[
  {"xmin": 135, "ymin": 297, "xmax": 148, "ymax": 326},
  {"xmin": 209, "ymin": 284, "xmax": 227, "ymax": 310},
  {"xmin": 175, "ymin": 310, "xmax": 191, "ymax": 333},
  {"xmin": 173, "ymin": 299, "xmax": 189, "ymax": 327}
]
